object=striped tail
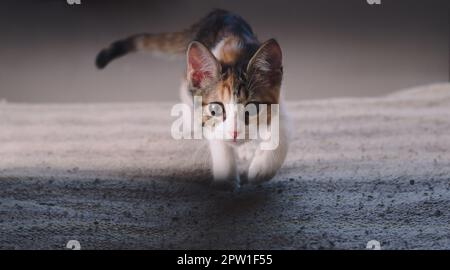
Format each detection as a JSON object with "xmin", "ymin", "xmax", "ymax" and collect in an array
[{"xmin": 95, "ymin": 30, "xmax": 193, "ymax": 69}]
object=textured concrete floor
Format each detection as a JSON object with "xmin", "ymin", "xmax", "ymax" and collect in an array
[{"xmin": 1, "ymin": 83, "xmax": 450, "ymax": 249}]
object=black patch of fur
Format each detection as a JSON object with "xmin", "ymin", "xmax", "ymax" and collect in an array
[
  {"xmin": 95, "ymin": 9, "xmax": 261, "ymax": 72},
  {"xmin": 96, "ymin": 39, "xmax": 135, "ymax": 69}
]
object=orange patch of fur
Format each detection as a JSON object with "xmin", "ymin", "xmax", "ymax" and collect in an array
[
  {"xmin": 218, "ymin": 37, "xmax": 242, "ymax": 65},
  {"xmin": 219, "ymin": 76, "xmax": 234, "ymax": 103}
]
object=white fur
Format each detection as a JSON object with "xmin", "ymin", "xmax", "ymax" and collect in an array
[
  {"xmin": 211, "ymin": 39, "xmax": 227, "ymax": 59},
  {"xmin": 211, "ymin": 37, "xmax": 243, "ymax": 61},
  {"xmin": 208, "ymin": 103, "xmax": 289, "ymax": 188},
  {"xmin": 209, "ymin": 139, "xmax": 240, "ymax": 188}
]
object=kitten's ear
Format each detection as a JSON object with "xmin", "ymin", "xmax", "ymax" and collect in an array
[
  {"xmin": 187, "ymin": 41, "xmax": 221, "ymax": 89},
  {"xmin": 246, "ymin": 39, "xmax": 283, "ymax": 87}
]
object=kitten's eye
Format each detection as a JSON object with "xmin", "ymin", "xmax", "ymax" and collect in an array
[{"xmin": 208, "ymin": 102, "xmax": 224, "ymax": 117}]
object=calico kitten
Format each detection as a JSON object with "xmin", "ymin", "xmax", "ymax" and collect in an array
[{"xmin": 96, "ymin": 9, "xmax": 289, "ymax": 189}]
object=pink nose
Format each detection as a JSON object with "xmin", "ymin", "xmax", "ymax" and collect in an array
[{"xmin": 231, "ymin": 131, "xmax": 238, "ymax": 140}]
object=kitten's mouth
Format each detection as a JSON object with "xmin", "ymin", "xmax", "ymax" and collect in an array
[{"xmin": 225, "ymin": 138, "xmax": 248, "ymax": 146}]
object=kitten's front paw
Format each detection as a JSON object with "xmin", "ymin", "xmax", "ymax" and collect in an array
[{"xmin": 247, "ymin": 161, "xmax": 278, "ymax": 184}]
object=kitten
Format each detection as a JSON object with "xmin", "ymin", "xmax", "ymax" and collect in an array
[{"xmin": 96, "ymin": 9, "xmax": 289, "ymax": 189}]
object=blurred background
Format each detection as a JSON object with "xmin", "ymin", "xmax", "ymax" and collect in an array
[{"xmin": 0, "ymin": 0, "xmax": 448, "ymax": 103}]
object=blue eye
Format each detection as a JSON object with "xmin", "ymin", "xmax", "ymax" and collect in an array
[{"xmin": 208, "ymin": 103, "xmax": 224, "ymax": 117}]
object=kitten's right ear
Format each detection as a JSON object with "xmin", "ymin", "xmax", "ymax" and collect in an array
[{"xmin": 186, "ymin": 41, "xmax": 221, "ymax": 89}]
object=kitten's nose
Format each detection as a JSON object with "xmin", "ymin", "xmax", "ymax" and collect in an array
[{"xmin": 231, "ymin": 131, "xmax": 238, "ymax": 140}]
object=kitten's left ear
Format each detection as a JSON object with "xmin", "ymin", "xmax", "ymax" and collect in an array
[
  {"xmin": 187, "ymin": 41, "xmax": 221, "ymax": 89},
  {"xmin": 246, "ymin": 39, "xmax": 283, "ymax": 87}
]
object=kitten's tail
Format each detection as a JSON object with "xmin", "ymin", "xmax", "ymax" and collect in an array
[{"xmin": 95, "ymin": 29, "xmax": 194, "ymax": 69}]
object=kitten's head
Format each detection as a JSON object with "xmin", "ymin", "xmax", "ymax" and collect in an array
[{"xmin": 186, "ymin": 39, "xmax": 283, "ymax": 145}]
